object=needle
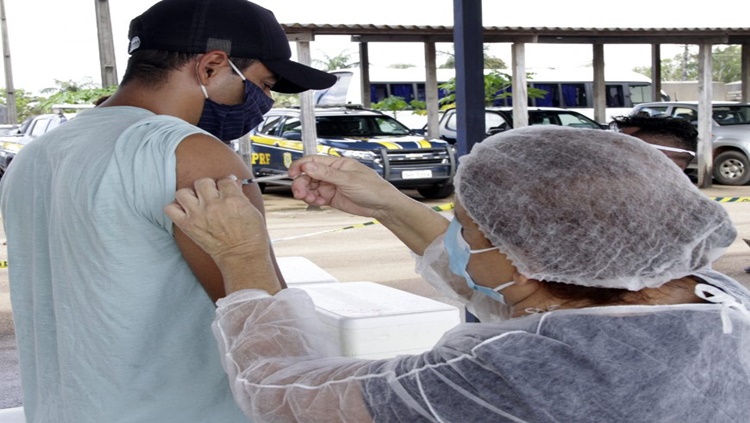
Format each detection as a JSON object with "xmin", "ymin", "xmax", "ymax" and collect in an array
[{"xmin": 242, "ymin": 173, "xmax": 303, "ymax": 185}]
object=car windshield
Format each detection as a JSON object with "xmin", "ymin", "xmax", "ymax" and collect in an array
[
  {"xmin": 316, "ymin": 115, "xmax": 411, "ymax": 137},
  {"xmin": 712, "ymin": 105, "xmax": 750, "ymax": 126},
  {"xmin": 504, "ymin": 110, "xmax": 601, "ymax": 129}
]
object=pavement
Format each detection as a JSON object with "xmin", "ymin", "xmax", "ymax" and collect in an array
[{"xmin": 2, "ymin": 183, "xmax": 750, "ymax": 409}]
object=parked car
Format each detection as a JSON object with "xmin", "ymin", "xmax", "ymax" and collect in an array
[
  {"xmin": 436, "ymin": 106, "xmax": 606, "ymax": 144},
  {"xmin": 0, "ymin": 124, "xmax": 20, "ymax": 136},
  {"xmin": 247, "ymin": 107, "xmax": 456, "ymax": 199},
  {"xmin": 630, "ymin": 101, "xmax": 750, "ymax": 185},
  {"xmin": 0, "ymin": 113, "xmax": 69, "ymax": 177}
]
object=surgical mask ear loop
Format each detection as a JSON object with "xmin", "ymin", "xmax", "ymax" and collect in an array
[
  {"xmin": 196, "ymin": 62, "xmax": 210, "ymax": 99},
  {"xmin": 492, "ymin": 281, "xmax": 515, "ymax": 293},
  {"xmin": 227, "ymin": 60, "xmax": 247, "ymax": 81},
  {"xmin": 196, "ymin": 59, "xmax": 244, "ymax": 99}
]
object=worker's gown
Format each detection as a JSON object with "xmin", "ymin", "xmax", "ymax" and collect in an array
[{"xmin": 213, "ymin": 271, "xmax": 750, "ymax": 423}]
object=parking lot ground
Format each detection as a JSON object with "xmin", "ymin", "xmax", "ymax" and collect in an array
[{"xmin": 2, "ymin": 183, "xmax": 750, "ymax": 409}]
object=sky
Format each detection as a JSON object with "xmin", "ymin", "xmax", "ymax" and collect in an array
[{"xmin": 2, "ymin": 0, "xmax": 748, "ymax": 94}]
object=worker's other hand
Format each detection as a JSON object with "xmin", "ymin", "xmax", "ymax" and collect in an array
[{"xmin": 165, "ymin": 175, "xmax": 270, "ymax": 265}]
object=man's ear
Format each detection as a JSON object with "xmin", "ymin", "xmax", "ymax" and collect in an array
[
  {"xmin": 513, "ymin": 271, "xmax": 539, "ymax": 286},
  {"xmin": 196, "ymin": 51, "xmax": 229, "ymax": 84},
  {"xmin": 620, "ymin": 126, "xmax": 640, "ymax": 136}
]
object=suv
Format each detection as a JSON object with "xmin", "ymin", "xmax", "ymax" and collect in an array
[
  {"xmin": 437, "ymin": 106, "xmax": 605, "ymax": 143},
  {"xmin": 630, "ymin": 101, "xmax": 750, "ymax": 185},
  {"xmin": 0, "ymin": 113, "xmax": 68, "ymax": 177},
  {"xmin": 249, "ymin": 107, "xmax": 456, "ymax": 199}
]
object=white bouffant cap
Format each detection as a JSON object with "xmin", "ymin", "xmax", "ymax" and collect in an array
[{"xmin": 455, "ymin": 125, "xmax": 736, "ymax": 291}]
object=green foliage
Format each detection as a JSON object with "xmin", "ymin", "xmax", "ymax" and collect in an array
[
  {"xmin": 438, "ymin": 70, "xmax": 548, "ymax": 107},
  {"xmin": 409, "ymin": 99, "xmax": 427, "ymax": 116},
  {"xmin": 0, "ymin": 88, "xmax": 44, "ymax": 122},
  {"xmin": 633, "ymin": 45, "xmax": 742, "ymax": 83},
  {"xmin": 272, "ymin": 92, "xmax": 300, "ymax": 108},
  {"xmin": 38, "ymin": 85, "xmax": 117, "ymax": 112},
  {"xmin": 438, "ymin": 45, "xmax": 506, "ymax": 69},
  {"xmin": 0, "ymin": 79, "xmax": 118, "ymax": 123},
  {"xmin": 313, "ymin": 50, "xmax": 358, "ymax": 71},
  {"xmin": 409, "ymin": 99, "xmax": 426, "ymax": 110},
  {"xmin": 371, "ymin": 96, "xmax": 410, "ymax": 119},
  {"xmin": 388, "ymin": 63, "xmax": 416, "ymax": 69}
]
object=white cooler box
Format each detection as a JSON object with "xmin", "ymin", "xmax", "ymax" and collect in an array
[
  {"xmin": 297, "ymin": 281, "xmax": 460, "ymax": 359},
  {"xmin": 276, "ymin": 256, "xmax": 339, "ymax": 285},
  {"xmin": 0, "ymin": 407, "xmax": 25, "ymax": 423}
]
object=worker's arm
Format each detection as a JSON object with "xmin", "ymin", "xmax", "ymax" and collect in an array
[{"xmin": 289, "ymin": 155, "xmax": 449, "ymax": 256}]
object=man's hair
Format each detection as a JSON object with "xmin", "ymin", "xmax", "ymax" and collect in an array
[
  {"xmin": 120, "ymin": 50, "xmax": 256, "ymax": 87},
  {"xmin": 610, "ymin": 114, "xmax": 699, "ymax": 152}
]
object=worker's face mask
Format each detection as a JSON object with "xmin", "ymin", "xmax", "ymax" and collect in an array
[
  {"xmin": 197, "ymin": 60, "xmax": 275, "ymax": 142},
  {"xmin": 444, "ymin": 218, "xmax": 515, "ymax": 304}
]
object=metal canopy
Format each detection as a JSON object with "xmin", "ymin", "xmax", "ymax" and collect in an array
[
  {"xmin": 282, "ymin": 23, "xmax": 750, "ymax": 45},
  {"xmin": 281, "ymin": 22, "xmax": 750, "ymax": 188}
]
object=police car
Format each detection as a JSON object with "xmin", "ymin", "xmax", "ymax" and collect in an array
[{"xmin": 248, "ymin": 107, "xmax": 456, "ymax": 199}]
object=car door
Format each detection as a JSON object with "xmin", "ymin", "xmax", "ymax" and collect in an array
[{"xmin": 250, "ymin": 114, "xmax": 295, "ymax": 173}]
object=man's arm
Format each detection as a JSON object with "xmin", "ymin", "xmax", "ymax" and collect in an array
[{"xmin": 174, "ymin": 133, "xmax": 286, "ymax": 302}]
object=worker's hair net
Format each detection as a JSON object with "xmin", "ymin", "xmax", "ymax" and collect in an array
[{"xmin": 455, "ymin": 126, "xmax": 736, "ymax": 290}]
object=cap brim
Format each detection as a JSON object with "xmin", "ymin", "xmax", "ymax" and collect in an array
[{"xmin": 264, "ymin": 60, "xmax": 337, "ymax": 94}]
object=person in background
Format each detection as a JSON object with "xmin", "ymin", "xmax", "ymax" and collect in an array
[
  {"xmin": 611, "ymin": 115, "xmax": 750, "ymax": 276},
  {"xmin": 0, "ymin": 0, "xmax": 334, "ymax": 421},
  {"xmin": 167, "ymin": 126, "xmax": 750, "ymax": 422},
  {"xmin": 610, "ymin": 113, "xmax": 698, "ymax": 170}
]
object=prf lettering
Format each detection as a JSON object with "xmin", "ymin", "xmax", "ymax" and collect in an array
[{"xmin": 252, "ymin": 153, "xmax": 271, "ymax": 165}]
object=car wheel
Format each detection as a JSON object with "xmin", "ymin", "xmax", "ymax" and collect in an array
[
  {"xmin": 713, "ymin": 151, "xmax": 750, "ymax": 186},
  {"xmin": 417, "ymin": 183, "xmax": 455, "ymax": 200}
]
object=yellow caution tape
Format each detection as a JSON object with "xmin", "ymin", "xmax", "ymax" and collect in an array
[
  {"xmin": 272, "ymin": 202, "xmax": 455, "ymax": 243},
  {"xmin": 710, "ymin": 197, "xmax": 750, "ymax": 203},
  {"xmin": 6, "ymin": 195, "xmax": 749, "ymax": 267}
]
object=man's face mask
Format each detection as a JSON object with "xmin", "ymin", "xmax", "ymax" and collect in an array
[
  {"xmin": 197, "ymin": 60, "xmax": 275, "ymax": 142},
  {"xmin": 444, "ymin": 218, "xmax": 515, "ymax": 304}
]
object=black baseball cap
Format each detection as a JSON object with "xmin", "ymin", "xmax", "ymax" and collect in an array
[{"xmin": 127, "ymin": 0, "xmax": 336, "ymax": 94}]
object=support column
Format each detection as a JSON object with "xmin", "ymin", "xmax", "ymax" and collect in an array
[
  {"xmin": 359, "ymin": 42, "xmax": 371, "ymax": 108},
  {"xmin": 592, "ymin": 44, "xmax": 606, "ymax": 124},
  {"xmin": 511, "ymin": 42, "xmax": 528, "ymax": 128},
  {"xmin": 0, "ymin": 0, "xmax": 16, "ymax": 123},
  {"xmin": 94, "ymin": 0, "xmax": 118, "ymax": 88},
  {"xmin": 424, "ymin": 41, "xmax": 440, "ymax": 139},
  {"xmin": 697, "ymin": 44, "xmax": 713, "ymax": 188},
  {"xmin": 741, "ymin": 44, "xmax": 750, "ymax": 103},
  {"xmin": 453, "ymin": 0, "xmax": 485, "ymax": 158},
  {"xmin": 651, "ymin": 44, "xmax": 662, "ymax": 101}
]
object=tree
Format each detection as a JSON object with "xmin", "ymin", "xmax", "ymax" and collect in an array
[
  {"xmin": 388, "ymin": 63, "xmax": 416, "ymax": 69},
  {"xmin": 0, "ymin": 79, "xmax": 118, "ymax": 123},
  {"xmin": 271, "ymin": 92, "xmax": 300, "ymax": 108},
  {"xmin": 438, "ymin": 45, "xmax": 506, "ymax": 69},
  {"xmin": 0, "ymin": 88, "xmax": 42, "ymax": 122},
  {"xmin": 438, "ymin": 70, "xmax": 547, "ymax": 107},
  {"xmin": 371, "ymin": 96, "xmax": 409, "ymax": 119},
  {"xmin": 313, "ymin": 49, "xmax": 358, "ymax": 71},
  {"xmin": 37, "ymin": 79, "xmax": 117, "ymax": 112},
  {"xmin": 633, "ymin": 45, "xmax": 741, "ymax": 83}
]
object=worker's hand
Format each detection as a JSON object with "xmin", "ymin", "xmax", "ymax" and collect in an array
[
  {"xmin": 289, "ymin": 155, "xmax": 404, "ymax": 218},
  {"xmin": 165, "ymin": 176, "xmax": 270, "ymax": 265}
]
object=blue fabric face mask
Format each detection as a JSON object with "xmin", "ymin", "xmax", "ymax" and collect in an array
[
  {"xmin": 197, "ymin": 60, "xmax": 275, "ymax": 142},
  {"xmin": 444, "ymin": 218, "xmax": 515, "ymax": 304}
]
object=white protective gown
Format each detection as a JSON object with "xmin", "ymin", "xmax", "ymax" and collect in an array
[{"xmin": 213, "ymin": 282, "xmax": 750, "ymax": 422}]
